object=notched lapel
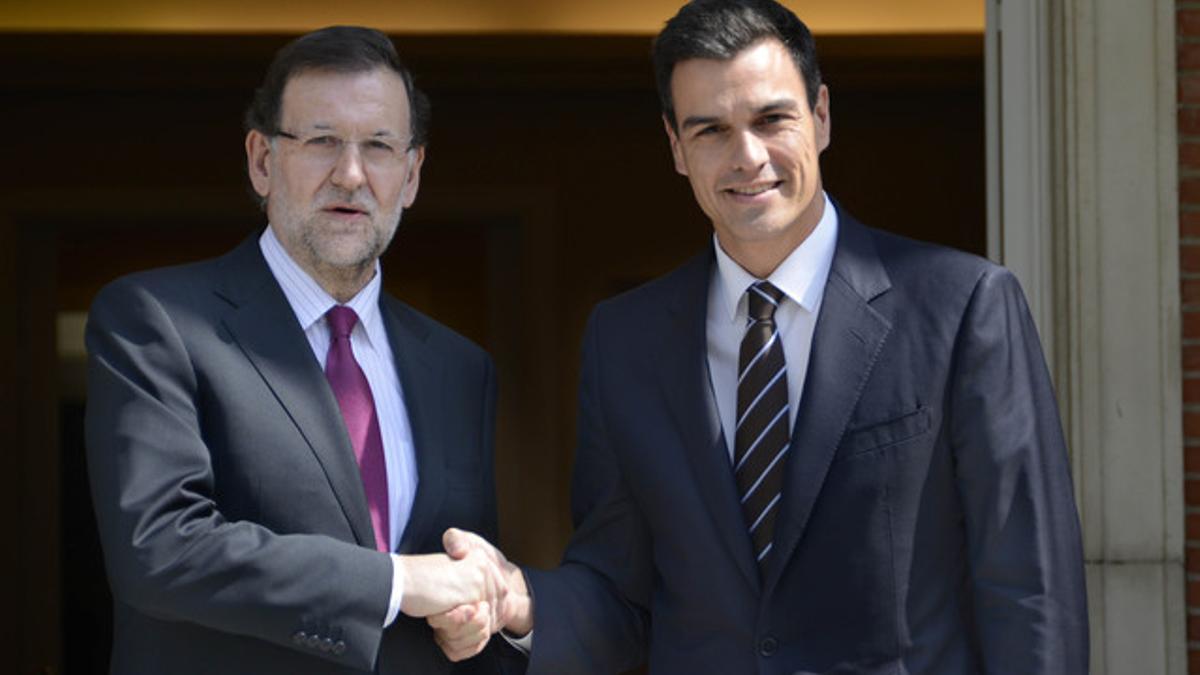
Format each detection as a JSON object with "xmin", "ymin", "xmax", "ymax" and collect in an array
[
  {"xmin": 657, "ymin": 253, "xmax": 761, "ymax": 592},
  {"xmin": 765, "ymin": 217, "xmax": 893, "ymax": 591},
  {"xmin": 382, "ymin": 300, "xmax": 447, "ymax": 554},
  {"xmin": 217, "ymin": 240, "xmax": 378, "ymax": 549}
]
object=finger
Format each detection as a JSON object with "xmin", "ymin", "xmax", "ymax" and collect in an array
[
  {"xmin": 447, "ymin": 528, "xmax": 508, "ymax": 566},
  {"xmin": 444, "ymin": 624, "xmax": 490, "ymax": 651},
  {"xmin": 438, "ymin": 634, "xmax": 490, "ymax": 663},
  {"xmin": 496, "ymin": 592, "xmax": 516, "ymax": 628},
  {"xmin": 431, "ymin": 603, "xmax": 490, "ymax": 641},
  {"xmin": 469, "ymin": 600, "xmax": 493, "ymax": 640},
  {"xmin": 467, "ymin": 532, "xmax": 506, "ymax": 565},
  {"xmin": 442, "ymin": 613, "xmax": 491, "ymax": 653},
  {"xmin": 433, "ymin": 603, "xmax": 492, "ymax": 660},
  {"xmin": 443, "ymin": 528, "xmax": 471, "ymax": 559},
  {"xmin": 434, "ymin": 632, "xmax": 469, "ymax": 662},
  {"xmin": 426, "ymin": 603, "xmax": 475, "ymax": 630},
  {"xmin": 484, "ymin": 583, "xmax": 504, "ymax": 628},
  {"xmin": 487, "ymin": 559, "xmax": 510, "ymax": 608},
  {"xmin": 448, "ymin": 635, "xmax": 491, "ymax": 661}
]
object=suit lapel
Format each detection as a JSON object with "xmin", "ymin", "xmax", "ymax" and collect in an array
[
  {"xmin": 764, "ymin": 214, "xmax": 893, "ymax": 591},
  {"xmin": 657, "ymin": 252, "xmax": 761, "ymax": 592},
  {"xmin": 215, "ymin": 237, "xmax": 377, "ymax": 549},
  {"xmin": 382, "ymin": 299, "xmax": 447, "ymax": 554}
]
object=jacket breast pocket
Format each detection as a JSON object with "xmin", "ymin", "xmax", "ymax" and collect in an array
[{"xmin": 837, "ymin": 406, "xmax": 932, "ymax": 461}]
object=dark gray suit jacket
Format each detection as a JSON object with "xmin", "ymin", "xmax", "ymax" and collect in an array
[
  {"xmin": 85, "ymin": 236, "xmax": 507, "ymax": 674},
  {"xmin": 525, "ymin": 208, "xmax": 1088, "ymax": 674}
]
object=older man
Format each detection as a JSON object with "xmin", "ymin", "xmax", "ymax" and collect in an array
[
  {"xmin": 86, "ymin": 26, "xmax": 514, "ymax": 674},
  {"xmin": 433, "ymin": 1, "xmax": 1089, "ymax": 673}
]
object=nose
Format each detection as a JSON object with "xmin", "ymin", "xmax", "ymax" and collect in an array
[
  {"xmin": 730, "ymin": 130, "xmax": 769, "ymax": 173},
  {"xmin": 330, "ymin": 142, "xmax": 367, "ymax": 191}
]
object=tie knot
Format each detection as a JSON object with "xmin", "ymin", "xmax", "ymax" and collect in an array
[
  {"xmin": 747, "ymin": 281, "xmax": 784, "ymax": 322},
  {"xmin": 326, "ymin": 305, "xmax": 359, "ymax": 339}
]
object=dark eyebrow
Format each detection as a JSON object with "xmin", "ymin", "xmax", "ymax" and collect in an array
[
  {"xmin": 756, "ymin": 99, "xmax": 801, "ymax": 114},
  {"xmin": 680, "ymin": 115, "xmax": 721, "ymax": 131},
  {"xmin": 680, "ymin": 98, "xmax": 802, "ymax": 131}
]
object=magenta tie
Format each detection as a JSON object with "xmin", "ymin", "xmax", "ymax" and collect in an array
[{"xmin": 324, "ymin": 306, "xmax": 390, "ymax": 552}]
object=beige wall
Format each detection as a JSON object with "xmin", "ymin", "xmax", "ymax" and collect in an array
[{"xmin": 2, "ymin": 0, "xmax": 982, "ymax": 34}]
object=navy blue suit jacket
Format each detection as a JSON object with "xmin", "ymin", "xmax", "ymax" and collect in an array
[
  {"xmin": 86, "ymin": 236, "xmax": 509, "ymax": 674},
  {"xmin": 525, "ymin": 209, "xmax": 1088, "ymax": 674}
]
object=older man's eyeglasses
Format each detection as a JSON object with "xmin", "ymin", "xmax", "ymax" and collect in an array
[{"xmin": 273, "ymin": 130, "xmax": 414, "ymax": 169}]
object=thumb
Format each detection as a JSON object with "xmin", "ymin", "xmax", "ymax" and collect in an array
[{"xmin": 443, "ymin": 528, "xmax": 472, "ymax": 559}]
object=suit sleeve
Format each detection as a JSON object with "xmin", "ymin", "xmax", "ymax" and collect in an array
[
  {"xmin": 523, "ymin": 310, "xmax": 651, "ymax": 675},
  {"xmin": 948, "ymin": 267, "xmax": 1089, "ymax": 674},
  {"xmin": 85, "ymin": 279, "xmax": 393, "ymax": 670}
]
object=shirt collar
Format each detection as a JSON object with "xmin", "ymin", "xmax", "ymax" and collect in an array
[
  {"xmin": 259, "ymin": 226, "xmax": 385, "ymax": 345},
  {"xmin": 713, "ymin": 191, "xmax": 839, "ymax": 323}
]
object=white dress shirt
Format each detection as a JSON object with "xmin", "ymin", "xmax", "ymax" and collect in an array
[
  {"xmin": 706, "ymin": 192, "xmax": 838, "ymax": 460},
  {"xmin": 260, "ymin": 227, "xmax": 417, "ymax": 626},
  {"xmin": 508, "ymin": 197, "xmax": 838, "ymax": 655},
  {"xmin": 515, "ymin": 196, "xmax": 837, "ymax": 654}
]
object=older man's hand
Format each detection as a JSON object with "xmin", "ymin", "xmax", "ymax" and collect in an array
[
  {"xmin": 427, "ymin": 528, "xmax": 532, "ymax": 661},
  {"xmin": 397, "ymin": 543, "xmax": 509, "ymax": 619}
]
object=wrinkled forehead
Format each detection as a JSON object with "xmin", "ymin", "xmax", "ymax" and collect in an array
[{"xmin": 279, "ymin": 66, "xmax": 412, "ymax": 134}]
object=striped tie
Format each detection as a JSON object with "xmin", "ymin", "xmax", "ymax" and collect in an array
[{"xmin": 734, "ymin": 281, "xmax": 790, "ymax": 573}]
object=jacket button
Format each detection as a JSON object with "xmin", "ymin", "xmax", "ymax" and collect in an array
[
  {"xmin": 332, "ymin": 640, "xmax": 347, "ymax": 656},
  {"xmin": 306, "ymin": 634, "xmax": 322, "ymax": 649},
  {"xmin": 291, "ymin": 631, "xmax": 307, "ymax": 646},
  {"xmin": 320, "ymin": 637, "xmax": 334, "ymax": 653},
  {"xmin": 759, "ymin": 636, "xmax": 778, "ymax": 657}
]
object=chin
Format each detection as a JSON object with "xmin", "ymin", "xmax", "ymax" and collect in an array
[
  {"xmin": 729, "ymin": 220, "xmax": 794, "ymax": 243},
  {"xmin": 308, "ymin": 239, "xmax": 373, "ymax": 267}
]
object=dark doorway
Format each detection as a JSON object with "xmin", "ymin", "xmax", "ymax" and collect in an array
[{"xmin": 2, "ymin": 31, "xmax": 983, "ymax": 673}]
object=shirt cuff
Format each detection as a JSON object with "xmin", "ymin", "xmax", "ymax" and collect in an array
[
  {"xmin": 500, "ymin": 629, "xmax": 533, "ymax": 655},
  {"xmin": 384, "ymin": 553, "xmax": 404, "ymax": 627}
]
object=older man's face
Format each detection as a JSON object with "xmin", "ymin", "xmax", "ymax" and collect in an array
[{"xmin": 246, "ymin": 67, "xmax": 423, "ymax": 279}]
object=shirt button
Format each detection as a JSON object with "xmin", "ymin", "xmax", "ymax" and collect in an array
[{"xmin": 759, "ymin": 635, "xmax": 778, "ymax": 657}]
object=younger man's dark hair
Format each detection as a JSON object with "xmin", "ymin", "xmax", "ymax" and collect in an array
[{"xmin": 652, "ymin": 0, "xmax": 822, "ymax": 129}]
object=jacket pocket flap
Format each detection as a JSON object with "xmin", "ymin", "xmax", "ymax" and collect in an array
[{"xmin": 840, "ymin": 406, "xmax": 931, "ymax": 457}]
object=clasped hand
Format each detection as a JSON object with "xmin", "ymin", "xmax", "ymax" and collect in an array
[{"xmin": 413, "ymin": 528, "xmax": 530, "ymax": 661}]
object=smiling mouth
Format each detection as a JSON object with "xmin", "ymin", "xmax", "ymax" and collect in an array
[{"xmin": 725, "ymin": 181, "xmax": 782, "ymax": 197}]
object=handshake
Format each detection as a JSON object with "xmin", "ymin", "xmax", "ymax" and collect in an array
[{"xmin": 398, "ymin": 528, "xmax": 532, "ymax": 661}]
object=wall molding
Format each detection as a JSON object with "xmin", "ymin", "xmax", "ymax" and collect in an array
[{"xmin": 986, "ymin": 0, "xmax": 1184, "ymax": 673}]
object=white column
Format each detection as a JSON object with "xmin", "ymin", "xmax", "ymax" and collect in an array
[{"xmin": 986, "ymin": 0, "xmax": 1184, "ymax": 673}]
